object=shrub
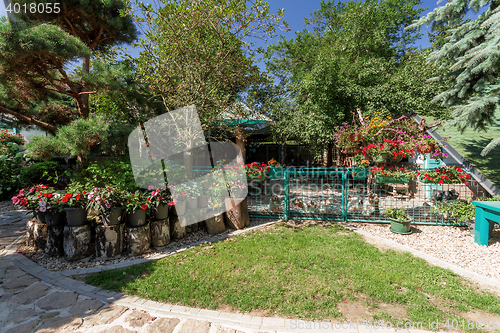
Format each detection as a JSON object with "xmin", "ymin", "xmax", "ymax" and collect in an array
[
  {"xmin": 70, "ymin": 159, "xmax": 138, "ymax": 191},
  {"xmin": 19, "ymin": 161, "xmax": 65, "ymax": 189},
  {"xmin": 0, "ymin": 155, "xmax": 22, "ymax": 199},
  {"xmin": 25, "ymin": 136, "xmax": 68, "ymax": 161}
]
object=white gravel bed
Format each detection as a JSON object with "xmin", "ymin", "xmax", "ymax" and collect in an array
[
  {"xmin": 355, "ymin": 222, "xmax": 500, "ymax": 282},
  {"xmin": 20, "ymin": 217, "xmax": 276, "ymax": 272}
]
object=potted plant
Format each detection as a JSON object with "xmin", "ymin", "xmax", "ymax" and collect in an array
[
  {"xmin": 167, "ymin": 183, "xmax": 188, "ymax": 216},
  {"xmin": 12, "ymin": 185, "xmax": 50, "ymax": 222},
  {"xmin": 370, "ymin": 166, "xmax": 416, "ymax": 183},
  {"xmin": 184, "ymin": 180, "xmax": 202, "ymax": 210},
  {"xmin": 148, "ymin": 186, "xmax": 173, "ymax": 220},
  {"xmin": 87, "ymin": 186, "xmax": 125, "ymax": 225},
  {"xmin": 362, "ymin": 142, "xmax": 392, "ymax": 163},
  {"xmin": 245, "ymin": 162, "xmax": 268, "ymax": 182},
  {"xmin": 267, "ymin": 158, "xmax": 284, "ymax": 180},
  {"xmin": 383, "ymin": 207, "xmax": 413, "ymax": 234},
  {"xmin": 61, "ymin": 187, "xmax": 88, "ymax": 226},
  {"xmin": 39, "ymin": 187, "xmax": 66, "ymax": 226},
  {"xmin": 419, "ymin": 166, "xmax": 471, "ymax": 185},
  {"xmin": 124, "ymin": 190, "xmax": 150, "ymax": 227},
  {"xmin": 351, "ymin": 155, "xmax": 370, "ymax": 180}
]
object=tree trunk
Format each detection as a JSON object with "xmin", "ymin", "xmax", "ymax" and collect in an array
[
  {"xmin": 26, "ymin": 220, "xmax": 36, "ymax": 247},
  {"xmin": 0, "ymin": 105, "xmax": 57, "ymax": 132},
  {"xmin": 45, "ymin": 225, "xmax": 64, "ymax": 257},
  {"xmin": 32, "ymin": 220, "xmax": 47, "ymax": 251},
  {"xmin": 95, "ymin": 224, "xmax": 124, "ymax": 259},
  {"xmin": 169, "ymin": 214, "xmax": 186, "ymax": 239},
  {"xmin": 80, "ymin": 55, "xmax": 90, "ymax": 118},
  {"xmin": 224, "ymin": 197, "xmax": 249, "ymax": 230},
  {"xmin": 235, "ymin": 127, "xmax": 246, "ymax": 162},
  {"xmin": 150, "ymin": 218, "xmax": 170, "ymax": 248},
  {"xmin": 205, "ymin": 214, "xmax": 226, "ymax": 235},
  {"xmin": 127, "ymin": 223, "xmax": 151, "ymax": 255},
  {"xmin": 63, "ymin": 225, "xmax": 93, "ymax": 261}
]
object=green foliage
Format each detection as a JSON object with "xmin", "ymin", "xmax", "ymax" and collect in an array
[
  {"xmin": 25, "ymin": 115, "xmax": 132, "ymax": 161},
  {"xmin": 0, "ymin": 0, "xmax": 138, "ymax": 126},
  {"xmin": 409, "ymin": 0, "xmax": 500, "ymax": 155},
  {"xmin": 130, "ymin": 0, "xmax": 287, "ymax": 135},
  {"xmin": 263, "ymin": 0, "xmax": 449, "ymax": 156},
  {"xmin": 56, "ymin": 115, "xmax": 109, "ymax": 159},
  {"xmin": 383, "ymin": 207, "xmax": 412, "ymax": 221},
  {"xmin": 70, "ymin": 159, "xmax": 137, "ymax": 192},
  {"xmin": 25, "ymin": 135, "xmax": 68, "ymax": 161},
  {"xmin": 19, "ymin": 161, "xmax": 65, "ymax": 188},
  {"xmin": 0, "ymin": 155, "xmax": 22, "ymax": 199},
  {"xmin": 434, "ymin": 195, "xmax": 500, "ymax": 224}
]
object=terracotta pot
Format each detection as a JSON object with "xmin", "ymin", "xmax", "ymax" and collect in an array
[{"xmin": 417, "ymin": 144, "xmax": 434, "ymax": 154}]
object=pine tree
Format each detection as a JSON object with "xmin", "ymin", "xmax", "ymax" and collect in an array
[
  {"xmin": 0, "ymin": 0, "xmax": 137, "ymax": 130},
  {"xmin": 409, "ymin": 0, "xmax": 500, "ymax": 155}
]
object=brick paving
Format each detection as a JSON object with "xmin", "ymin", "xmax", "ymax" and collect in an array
[{"xmin": 0, "ymin": 210, "xmax": 466, "ymax": 333}]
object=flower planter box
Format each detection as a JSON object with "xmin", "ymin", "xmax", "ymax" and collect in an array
[
  {"xmin": 417, "ymin": 144, "xmax": 434, "ymax": 154},
  {"xmin": 375, "ymin": 175, "xmax": 410, "ymax": 184},
  {"xmin": 352, "ymin": 167, "xmax": 367, "ymax": 180}
]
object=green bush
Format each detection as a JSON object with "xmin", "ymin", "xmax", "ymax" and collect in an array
[
  {"xmin": 0, "ymin": 155, "xmax": 23, "ymax": 200},
  {"xmin": 25, "ymin": 136, "xmax": 68, "ymax": 161},
  {"xmin": 70, "ymin": 159, "xmax": 138, "ymax": 191},
  {"xmin": 19, "ymin": 161, "xmax": 65, "ymax": 189}
]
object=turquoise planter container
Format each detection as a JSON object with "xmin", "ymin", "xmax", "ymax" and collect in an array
[
  {"xmin": 268, "ymin": 166, "xmax": 283, "ymax": 180},
  {"xmin": 375, "ymin": 175, "xmax": 410, "ymax": 184}
]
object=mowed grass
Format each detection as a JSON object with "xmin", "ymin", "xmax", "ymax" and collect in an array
[{"xmin": 86, "ymin": 223, "xmax": 500, "ymax": 331}]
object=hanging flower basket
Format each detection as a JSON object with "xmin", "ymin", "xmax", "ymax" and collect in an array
[
  {"xmin": 417, "ymin": 144, "xmax": 434, "ymax": 154},
  {"xmin": 348, "ymin": 133, "xmax": 362, "ymax": 142},
  {"xmin": 372, "ymin": 153, "xmax": 387, "ymax": 163}
]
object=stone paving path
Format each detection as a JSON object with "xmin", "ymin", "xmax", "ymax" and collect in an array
[{"xmin": 1, "ymin": 210, "xmax": 486, "ymax": 333}]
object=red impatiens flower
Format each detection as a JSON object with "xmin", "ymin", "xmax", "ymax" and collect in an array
[{"xmin": 141, "ymin": 204, "xmax": 148, "ymax": 210}]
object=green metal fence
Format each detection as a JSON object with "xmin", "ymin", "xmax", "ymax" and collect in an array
[{"xmin": 247, "ymin": 167, "xmax": 489, "ymax": 225}]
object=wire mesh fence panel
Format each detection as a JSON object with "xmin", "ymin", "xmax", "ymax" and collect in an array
[
  {"xmin": 342, "ymin": 168, "xmax": 488, "ymax": 225},
  {"xmin": 246, "ymin": 166, "xmax": 490, "ymax": 224},
  {"xmin": 285, "ymin": 168, "xmax": 345, "ymax": 221}
]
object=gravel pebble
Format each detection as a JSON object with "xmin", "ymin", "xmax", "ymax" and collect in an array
[{"xmin": 354, "ymin": 222, "xmax": 500, "ymax": 282}]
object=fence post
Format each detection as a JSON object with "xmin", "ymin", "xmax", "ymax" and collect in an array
[
  {"xmin": 284, "ymin": 167, "xmax": 289, "ymax": 221},
  {"xmin": 342, "ymin": 169, "xmax": 347, "ymax": 222}
]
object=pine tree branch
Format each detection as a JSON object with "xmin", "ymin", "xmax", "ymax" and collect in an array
[{"xmin": 0, "ymin": 105, "xmax": 57, "ymax": 132}]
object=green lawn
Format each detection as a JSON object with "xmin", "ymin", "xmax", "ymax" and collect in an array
[
  {"xmin": 425, "ymin": 112, "xmax": 500, "ymax": 190},
  {"xmin": 86, "ymin": 223, "xmax": 500, "ymax": 332}
]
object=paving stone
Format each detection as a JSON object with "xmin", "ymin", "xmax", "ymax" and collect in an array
[
  {"xmin": 3, "ymin": 307, "xmax": 38, "ymax": 326},
  {"xmin": 4, "ymin": 265, "xmax": 26, "ymax": 279},
  {"xmin": 11, "ymin": 282, "xmax": 50, "ymax": 304},
  {"xmin": 144, "ymin": 317, "xmax": 180, "ymax": 333},
  {"xmin": 68, "ymin": 298, "xmax": 105, "ymax": 316},
  {"xmin": 2, "ymin": 274, "xmax": 38, "ymax": 292},
  {"xmin": 99, "ymin": 325, "xmax": 136, "ymax": 333},
  {"xmin": 36, "ymin": 316, "xmax": 83, "ymax": 333},
  {"xmin": 4, "ymin": 319, "xmax": 38, "ymax": 333},
  {"xmin": 36, "ymin": 292, "xmax": 78, "ymax": 310},
  {"xmin": 177, "ymin": 318, "xmax": 210, "ymax": 333},
  {"xmin": 215, "ymin": 326, "xmax": 246, "ymax": 333},
  {"xmin": 124, "ymin": 310, "xmax": 153, "ymax": 327},
  {"xmin": 82, "ymin": 305, "xmax": 128, "ymax": 327}
]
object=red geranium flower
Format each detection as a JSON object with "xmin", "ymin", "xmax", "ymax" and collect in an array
[{"xmin": 141, "ymin": 204, "xmax": 148, "ymax": 210}]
